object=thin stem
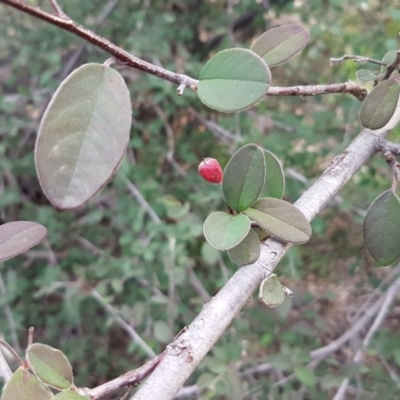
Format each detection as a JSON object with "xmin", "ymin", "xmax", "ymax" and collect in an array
[
  {"xmin": 60, "ymin": 0, "xmax": 121, "ymax": 78},
  {"xmin": 361, "ymin": 274, "xmax": 400, "ymax": 350},
  {"xmin": 348, "ymin": 264, "xmax": 400, "ymax": 323},
  {"xmin": 0, "ymin": 339, "xmax": 23, "ymax": 366},
  {"xmin": 124, "ymin": 178, "xmax": 161, "ymax": 224},
  {"xmin": 310, "ymin": 291, "xmax": 385, "ymax": 360},
  {"xmin": 0, "ymin": 345, "xmax": 12, "ymax": 383},
  {"xmin": 87, "ymin": 352, "xmax": 166, "ymax": 400},
  {"xmin": 330, "ymin": 55, "xmax": 389, "ymax": 68},
  {"xmin": 379, "ymin": 139, "xmax": 400, "ymax": 156},
  {"xmin": 266, "ymin": 82, "xmax": 368, "ymax": 101},
  {"xmin": 0, "ymin": 271, "xmax": 21, "ymax": 353},
  {"xmin": 152, "ymin": 103, "xmax": 186, "ymax": 176},
  {"xmin": 383, "ymin": 150, "xmax": 400, "ymax": 192},
  {"xmin": 48, "ymin": 0, "xmax": 69, "ymax": 19},
  {"xmin": 1, "ymin": 0, "xmax": 368, "ymax": 100},
  {"xmin": 382, "ymin": 50, "xmax": 400, "ymax": 81},
  {"xmin": 0, "ymin": 0, "xmax": 198, "ymax": 92},
  {"xmin": 28, "ymin": 327, "xmax": 34, "ymax": 348},
  {"xmin": 103, "ymin": 58, "xmax": 117, "ymax": 67},
  {"xmin": 89, "ymin": 289, "xmax": 157, "ymax": 359},
  {"xmin": 378, "ymin": 355, "xmax": 400, "ymax": 390},
  {"xmin": 332, "ymin": 274, "xmax": 400, "ymax": 400},
  {"xmin": 187, "ymin": 107, "xmax": 236, "ymax": 142}
]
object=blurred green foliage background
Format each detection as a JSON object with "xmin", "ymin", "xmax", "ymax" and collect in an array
[{"xmin": 1, "ymin": 0, "xmax": 400, "ymax": 398}]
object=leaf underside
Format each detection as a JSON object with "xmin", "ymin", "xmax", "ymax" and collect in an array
[
  {"xmin": 259, "ymin": 149, "xmax": 285, "ymax": 199},
  {"xmin": 250, "ymin": 24, "xmax": 309, "ymax": 67},
  {"xmin": 228, "ymin": 228, "xmax": 260, "ymax": 265},
  {"xmin": 35, "ymin": 63, "xmax": 132, "ymax": 210},
  {"xmin": 259, "ymin": 274, "xmax": 285, "ymax": 308},
  {"xmin": 364, "ymin": 189, "xmax": 400, "ymax": 265},
  {"xmin": 0, "ymin": 221, "xmax": 47, "ymax": 262},
  {"xmin": 203, "ymin": 212, "xmax": 251, "ymax": 250},
  {"xmin": 360, "ymin": 79, "xmax": 400, "ymax": 130}
]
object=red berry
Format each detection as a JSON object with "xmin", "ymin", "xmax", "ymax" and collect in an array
[{"xmin": 198, "ymin": 158, "xmax": 223, "ymax": 184}]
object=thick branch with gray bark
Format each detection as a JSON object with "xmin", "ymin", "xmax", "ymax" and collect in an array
[{"xmin": 130, "ymin": 127, "xmax": 388, "ymax": 400}]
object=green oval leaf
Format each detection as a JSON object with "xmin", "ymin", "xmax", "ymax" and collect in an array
[
  {"xmin": 27, "ymin": 343, "xmax": 73, "ymax": 389},
  {"xmin": 1, "ymin": 367, "xmax": 54, "ymax": 400},
  {"xmin": 0, "ymin": 221, "xmax": 47, "ymax": 262},
  {"xmin": 259, "ymin": 274, "xmax": 285, "ymax": 308},
  {"xmin": 222, "ymin": 144, "xmax": 266, "ymax": 212},
  {"xmin": 295, "ymin": 366, "xmax": 317, "ymax": 388},
  {"xmin": 244, "ymin": 198, "xmax": 311, "ymax": 243},
  {"xmin": 53, "ymin": 391, "xmax": 89, "ymax": 400},
  {"xmin": 380, "ymin": 50, "xmax": 398, "ymax": 75},
  {"xmin": 35, "ymin": 63, "xmax": 132, "ymax": 210},
  {"xmin": 203, "ymin": 212, "xmax": 251, "ymax": 250},
  {"xmin": 201, "ymin": 242, "xmax": 221, "ymax": 265},
  {"xmin": 153, "ymin": 320, "xmax": 173, "ymax": 343},
  {"xmin": 259, "ymin": 150, "xmax": 285, "ymax": 199},
  {"xmin": 250, "ymin": 24, "xmax": 309, "ymax": 67},
  {"xmin": 198, "ymin": 48, "xmax": 271, "ymax": 112},
  {"xmin": 253, "ymin": 227, "xmax": 269, "ymax": 241},
  {"xmin": 360, "ymin": 79, "xmax": 400, "ymax": 130},
  {"xmin": 228, "ymin": 228, "xmax": 260, "ymax": 265},
  {"xmin": 363, "ymin": 190, "xmax": 400, "ymax": 266},
  {"xmin": 355, "ymin": 69, "xmax": 378, "ymax": 82},
  {"xmin": 382, "ymin": 50, "xmax": 397, "ymax": 64}
]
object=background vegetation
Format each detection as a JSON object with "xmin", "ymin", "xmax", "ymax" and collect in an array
[{"xmin": 1, "ymin": 0, "xmax": 400, "ymax": 398}]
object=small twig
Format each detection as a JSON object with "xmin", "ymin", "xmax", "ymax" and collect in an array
[
  {"xmin": 28, "ymin": 327, "xmax": 34, "ymax": 348},
  {"xmin": 266, "ymin": 82, "xmax": 367, "ymax": 101},
  {"xmin": 383, "ymin": 150, "xmax": 400, "ymax": 191},
  {"xmin": 103, "ymin": 58, "xmax": 117, "ymax": 67},
  {"xmin": 2, "ymin": 1, "xmax": 369, "ymax": 101},
  {"xmin": 187, "ymin": 266, "xmax": 212, "ymax": 303},
  {"xmin": 348, "ymin": 264, "xmax": 400, "ymax": 323},
  {"xmin": 240, "ymin": 363, "xmax": 274, "ymax": 379},
  {"xmin": 89, "ymin": 288, "xmax": 157, "ymax": 359},
  {"xmin": 378, "ymin": 354, "xmax": 400, "ymax": 389},
  {"xmin": 0, "ymin": 272, "xmax": 21, "ymax": 353},
  {"xmin": 187, "ymin": 107, "xmax": 236, "ymax": 143},
  {"xmin": 361, "ymin": 275, "xmax": 400, "ymax": 351},
  {"xmin": 382, "ymin": 50, "xmax": 400, "ymax": 81},
  {"xmin": 1, "ymin": 0, "xmax": 198, "ymax": 92},
  {"xmin": 0, "ymin": 344, "xmax": 12, "ymax": 383},
  {"xmin": 152, "ymin": 103, "xmax": 186, "ymax": 177},
  {"xmin": 332, "ymin": 274, "xmax": 400, "ymax": 400},
  {"xmin": 330, "ymin": 55, "xmax": 389, "ymax": 68},
  {"xmin": 124, "ymin": 178, "xmax": 161, "ymax": 224},
  {"xmin": 86, "ymin": 351, "xmax": 166, "ymax": 399},
  {"xmin": 60, "ymin": 0, "xmax": 120, "ymax": 78},
  {"xmin": 120, "ymin": 387, "xmax": 134, "ymax": 400},
  {"xmin": 332, "ymin": 377, "xmax": 350, "ymax": 400},
  {"xmin": 174, "ymin": 363, "xmax": 275, "ymax": 399},
  {"xmin": 379, "ymin": 139, "xmax": 400, "ymax": 156},
  {"xmin": 246, "ymin": 110, "xmax": 296, "ymax": 133},
  {"xmin": 174, "ymin": 385, "xmax": 200, "ymax": 399},
  {"xmin": 273, "ymin": 370, "xmax": 297, "ymax": 388},
  {"xmin": 48, "ymin": 0, "xmax": 70, "ymax": 20},
  {"xmin": 0, "ymin": 339, "xmax": 23, "ymax": 366},
  {"xmin": 310, "ymin": 288, "xmax": 385, "ymax": 360},
  {"xmin": 77, "ymin": 236, "xmax": 104, "ymax": 256}
]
